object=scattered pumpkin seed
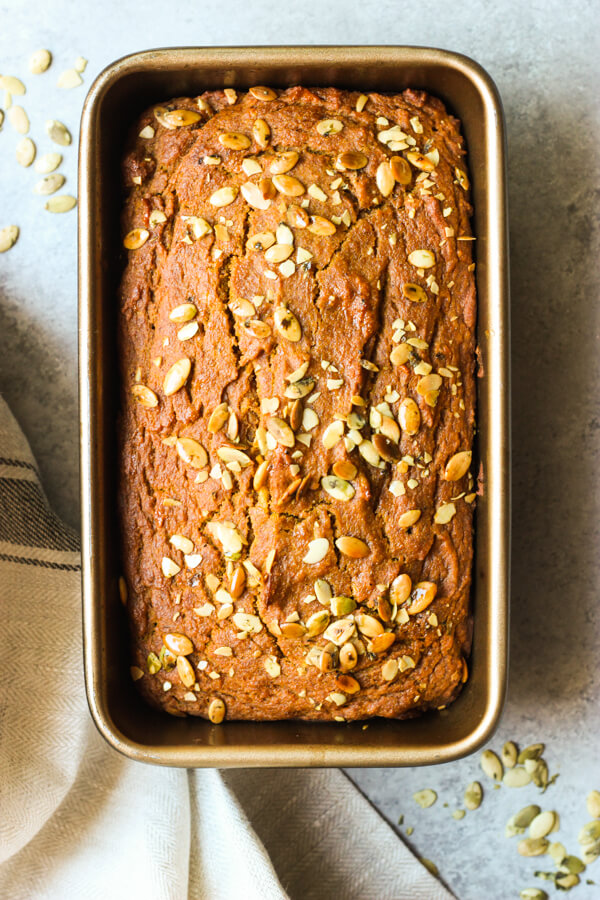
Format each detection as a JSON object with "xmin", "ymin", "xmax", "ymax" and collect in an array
[
  {"xmin": 7, "ymin": 106, "xmax": 29, "ymax": 134},
  {"xmin": 302, "ymin": 537, "xmax": 330, "ymax": 564},
  {"xmin": 518, "ymin": 837, "xmax": 549, "ymax": 857},
  {"xmin": 559, "ymin": 856, "xmax": 586, "ymax": 875},
  {"xmin": 529, "ymin": 811, "xmax": 557, "ymax": 839},
  {"xmin": 34, "ymin": 173, "xmax": 65, "ymax": 196},
  {"xmin": 413, "ymin": 789, "xmax": 437, "ymax": 809},
  {"xmin": 504, "ymin": 766, "xmax": 532, "ymax": 788},
  {"xmin": 335, "ymin": 535, "xmax": 369, "ymax": 559},
  {"xmin": 518, "ymin": 743, "xmax": 545, "ymax": 763},
  {"xmin": 0, "ymin": 225, "xmax": 19, "ymax": 253},
  {"xmin": 46, "ymin": 119, "xmax": 72, "ymax": 145},
  {"xmin": 34, "ymin": 152, "xmax": 62, "ymax": 174},
  {"xmin": 502, "ymin": 740, "xmax": 518, "ymax": 768},
  {"xmin": 452, "ymin": 809, "xmax": 466, "ymax": 820},
  {"xmin": 47, "ymin": 193, "xmax": 77, "ymax": 213},
  {"xmin": 208, "ymin": 697, "xmax": 226, "ymax": 723},
  {"xmin": 555, "ymin": 873, "xmax": 579, "ymax": 890},
  {"xmin": 29, "ymin": 49, "xmax": 52, "ymax": 74},
  {"xmin": 16, "ymin": 137, "xmax": 36, "ymax": 167},
  {"xmin": 519, "ymin": 890, "xmax": 548, "ymax": 900},
  {"xmin": 57, "ymin": 68, "xmax": 83, "ymax": 89},
  {"xmin": 464, "ymin": 781, "xmax": 483, "ymax": 810},
  {"xmin": 587, "ymin": 790, "xmax": 600, "ymax": 819},
  {"xmin": 0, "ymin": 75, "xmax": 26, "ymax": 95},
  {"xmin": 480, "ymin": 749, "xmax": 504, "ymax": 781},
  {"xmin": 321, "ymin": 475, "xmax": 355, "ymax": 502}
]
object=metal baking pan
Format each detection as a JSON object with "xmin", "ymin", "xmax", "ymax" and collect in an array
[{"xmin": 79, "ymin": 46, "xmax": 510, "ymax": 767}]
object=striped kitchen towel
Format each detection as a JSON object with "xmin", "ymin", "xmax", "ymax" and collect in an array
[{"xmin": 0, "ymin": 394, "xmax": 454, "ymax": 900}]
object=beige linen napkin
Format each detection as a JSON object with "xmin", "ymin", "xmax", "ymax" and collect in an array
[{"xmin": 0, "ymin": 395, "xmax": 454, "ymax": 900}]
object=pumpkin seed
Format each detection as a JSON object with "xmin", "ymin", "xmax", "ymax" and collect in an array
[
  {"xmin": 408, "ymin": 249, "xmax": 435, "ymax": 268},
  {"xmin": 249, "ymin": 85, "xmax": 277, "ymax": 101},
  {"xmin": 161, "ymin": 557, "xmax": 181, "ymax": 578},
  {"xmin": 559, "ymin": 855, "xmax": 586, "ymax": 875},
  {"xmin": 316, "ymin": 118, "xmax": 343, "ymax": 135},
  {"xmin": 208, "ymin": 697, "xmax": 226, "ymax": 723},
  {"xmin": 587, "ymin": 790, "xmax": 600, "ymax": 819},
  {"xmin": 464, "ymin": 781, "xmax": 483, "ymax": 810},
  {"xmin": 29, "ymin": 49, "xmax": 52, "ymax": 74},
  {"xmin": 481, "ymin": 749, "xmax": 504, "ymax": 781},
  {"xmin": 8, "ymin": 106, "xmax": 29, "ymax": 134},
  {"xmin": 321, "ymin": 475, "xmax": 355, "ymax": 502},
  {"xmin": 0, "ymin": 225, "xmax": 19, "ymax": 253},
  {"xmin": 273, "ymin": 306, "xmax": 302, "ymax": 341},
  {"xmin": 370, "ymin": 632, "xmax": 396, "ymax": 653},
  {"xmin": 390, "ymin": 155, "xmax": 412, "ymax": 184},
  {"xmin": 307, "ymin": 215, "xmax": 336, "ymax": 236},
  {"xmin": 398, "ymin": 398, "xmax": 421, "ymax": 435},
  {"xmin": 306, "ymin": 609, "xmax": 330, "ymax": 636},
  {"xmin": 518, "ymin": 743, "xmax": 545, "ymax": 763},
  {"xmin": 45, "ymin": 194, "xmax": 77, "ymax": 213},
  {"xmin": 34, "ymin": 173, "xmax": 66, "ymax": 196},
  {"xmin": 240, "ymin": 180, "xmax": 272, "ymax": 210},
  {"xmin": 390, "ymin": 573, "xmax": 412, "ymax": 605},
  {"xmin": 376, "ymin": 161, "xmax": 394, "ymax": 197},
  {"xmin": 398, "ymin": 509, "xmax": 421, "ymax": 529},
  {"xmin": 502, "ymin": 740, "xmax": 518, "ymax": 768},
  {"xmin": 381, "ymin": 658, "xmax": 399, "ymax": 681},
  {"xmin": 233, "ymin": 612, "xmax": 263, "ymax": 634},
  {"xmin": 358, "ymin": 439, "xmax": 382, "ymax": 468},
  {"xmin": 252, "ymin": 118, "xmax": 270, "ymax": 147},
  {"xmin": 16, "ymin": 137, "xmax": 36, "ymax": 167},
  {"xmin": 177, "ymin": 655, "xmax": 196, "ymax": 687},
  {"xmin": 182, "ymin": 216, "xmax": 212, "ymax": 241},
  {"xmin": 147, "ymin": 652, "xmax": 161, "ymax": 674},
  {"xmin": 321, "ymin": 420, "xmax": 343, "ymax": 449},
  {"xmin": 303, "ymin": 538, "xmax": 330, "ymax": 564},
  {"xmin": 518, "ymin": 837, "xmax": 549, "ymax": 857},
  {"xmin": 336, "ymin": 536, "xmax": 369, "ymax": 559},
  {"xmin": 331, "ymin": 595, "xmax": 357, "ymax": 616},
  {"xmin": 333, "ymin": 460, "xmax": 357, "ymax": 480},
  {"xmin": 0, "ymin": 75, "xmax": 25, "ymax": 94},
  {"xmin": 46, "ymin": 119, "xmax": 71, "ymax": 145},
  {"xmin": 158, "ymin": 108, "xmax": 202, "ymax": 128},
  {"xmin": 34, "ymin": 152, "xmax": 62, "ymax": 174},
  {"xmin": 163, "ymin": 358, "xmax": 191, "ymax": 395},
  {"xmin": 526, "ymin": 758, "xmax": 549, "ymax": 789},
  {"xmin": 579, "ymin": 820, "xmax": 600, "ymax": 846},
  {"xmin": 504, "ymin": 766, "xmax": 532, "ymax": 788},
  {"xmin": 270, "ymin": 151, "xmax": 299, "ymax": 175},
  {"xmin": 209, "ymin": 185, "xmax": 238, "ymax": 207},
  {"xmin": 406, "ymin": 150, "xmax": 436, "ymax": 172},
  {"xmin": 266, "ymin": 416, "xmax": 295, "ymax": 448},
  {"xmin": 519, "ymin": 890, "xmax": 548, "ymax": 900},
  {"xmin": 57, "ymin": 68, "xmax": 83, "ymax": 89},
  {"xmin": 529, "ymin": 811, "xmax": 556, "ymax": 839},
  {"xmin": 407, "ymin": 581, "xmax": 437, "ymax": 614},
  {"xmin": 413, "ymin": 789, "xmax": 437, "ymax": 809},
  {"xmin": 287, "ymin": 205, "xmax": 309, "ymax": 228},
  {"xmin": 324, "ymin": 618, "xmax": 356, "ymax": 645},
  {"xmin": 176, "ymin": 437, "xmax": 207, "ymax": 468},
  {"xmin": 455, "ymin": 167, "xmax": 470, "ymax": 190},
  {"xmin": 390, "ymin": 343, "xmax": 411, "ymax": 366},
  {"xmin": 123, "ymin": 228, "xmax": 149, "ymax": 250},
  {"xmin": 340, "ymin": 642, "xmax": 358, "ymax": 671},
  {"xmin": 164, "ymin": 632, "xmax": 193, "ymax": 655},
  {"xmin": 403, "ymin": 282, "xmax": 428, "ymax": 303},
  {"xmin": 217, "ymin": 446, "xmax": 252, "ymax": 467},
  {"xmin": 336, "ymin": 150, "xmax": 368, "ymax": 170},
  {"xmin": 555, "ymin": 873, "xmax": 579, "ymax": 889},
  {"xmin": 131, "ymin": 384, "xmax": 159, "ymax": 408},
  {"xmin": 272, "ymin": 174, "xmax": 305, "ymax": 196},
  {"xmin": 169, "ymin": 302, "xmax": 197, "ymax": 323},
  {"xmin": 218, "ymin": 131, "xmax": 251, "ymax": 150},
  {"xmin": 373, "ymin": 433, "xmax": 399, "ymax": 462}
]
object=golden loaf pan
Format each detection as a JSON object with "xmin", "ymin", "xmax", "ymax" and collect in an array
[{"xmin": 79, "ymin": 46, "xmax": 510, "ymax": 767}]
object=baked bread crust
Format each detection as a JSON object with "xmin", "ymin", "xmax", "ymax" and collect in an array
[{"xmin": 119, "ymin": 85, "xmax": 476, "ymax": 722}]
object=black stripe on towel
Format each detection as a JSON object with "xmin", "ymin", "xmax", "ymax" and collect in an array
[
  {"xmin": 0, "ymin": 552, "xmax": 81, "ymax": 571},
  {"xmin": 0, "ymin": 477, "xmax": 80, "ymax": 552}
]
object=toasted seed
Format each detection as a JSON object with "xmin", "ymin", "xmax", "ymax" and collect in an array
[
  {"xmin": 272, "ymin": 174, "xmax": 305, "ymax": 196},
  {"xmin": 218, "ymin": 131, "xmax": 251, "ymax": 150},
  {"xmin": 408, "ymin": 249, "xmax": 435, "ymax": 268},
  {"xmin": 164, "ymin": 632, "xmax": 193, "ymax": 655},
  {"xmin": 176, "ymin": 437, "xmax": 207, "ymax": 469},
  {"xmin": 481, "ymin": 749, "xmax": 504, "ymax": 781},
  {"xmin": 287, "ymin": 205, "xmax": 310, "ymax": 228},
  {"xmin": 370, "ymin": 632, "xmax": 396, "ymax": 653},
  {"xmin": 455, "ymin": 167, "xmax": 470, "ymax": 190},
  {"xmin": 0, "ymin": 75, "xmax": 25, "ymax": 95},
  {"xmin": 380, "ymin": 415, "xmax": 400, "ymax": 443},
  {"xmin": 518, "ymin": 837, "xmax": 549, "ymax": 857},
  {"xmin": 390, "ymin": 573, "xmax": 412, "ymax": 605},
  {"xmin": 335, "ymin": 674, "xmax": 360, "ymax": 694},
  {"xmin": 316, "ymin": 118, "xmax": 343, "ymax": 135},
  {"xmin": 34, "ymin": 173, "xmax": 66, "ymax": 196},
  {"xmin": 333, "ymin": 460, "xmax": 357, "ymax": 480},
  {"xmin": 504, "ymin": 766, "xmax": 532, "ymax": 788},
  {"xmin": 406, "ymin": 150, "xmax": 436, "ymax": 172},
  {"xmin": 318, "ymin": 645, "xmax": 337, "ymax": 672},
  {"xmin": 331, "ymin": 596, "xmax": 357, "ymax": 617},
  {"xmin": 163, "ymin": 358, "xmax": 191, "ymax": 395},
  {"xmin": 502, "ymin": 740, "xmax": 518, "ymax": 768},
  {"xmin": 527, "ymin": 758, "xmax": 549, "ymax": 789},
  {"xmin": 208, "ymin": 697, "xmax": 226, "ymax": 723},
  {"xmin": 519, "ymin": 890, "xmax": 548, "ymax": 900},
  {"xmin": 177, "ymin": 655, "xmax": 196, "ymax": 687},
  {"xmin": 130, "ymin": 665, "xmax": 144, "ymax": 681},
  {"xmin": 417, "ymin": 374, "xmax": 443, "ymax": 396},
  {"xmin": 518, "ymin": 742, "xmax": 545, "ymax": 763},
  {"xmin": 131, "ymin": 384, "xmax": 159, "ymax": 408},
  {"xmin": 288, "ymin": 398, "xmax": 302, "ymax": 432},
  {"xmin": 323, "ymin": 618, "xmax": 355, "ymax": 645},
  {"xmin": 160, "ymin": 108, "xmax": 202, "ymax": 128},
  {"xmin": 7, "ymin": 106, "xmax": 29, "ymax": 134},
  {"xmin": 264, "ymin": 243, "xmax": 293, "ymax": 264},
  {"xmin": 284, "ymin": 377, "xmax": 314, "ymax": 400},
  {"xmin": 555, "ymin": 874, "xmax": 580, "ymax": 889},
  {"xmin": 306, "ymin": 609, "xmax": 330, "ymax": 636},
  {"xmin": 209, "ymin": 185, "xmax": 238, "ymax": 207},
  {"xmin": 464, "ymin": 781, "xmax": 483, "ymax": 810},
  {"xmin": 0, "ymin": 225, "xmax": 19, "ymax": 253},
  {"xmin": 240, "ymin": 180, "xmax": 272, "ymax": 210},
  {"xmin": 170, "ymin": 302, "xmax": 197, "ymax": 323},
  {"xmin": 229, "ymin": 566, "xmax": 246, "ymax": 599},
  {"xmin": 340, "ymin": 642, "xmax": 358, "ymax": 671},
  {"xmin": 46, "ymin": 119, "xmax": 72, "ymax": 145},
  {"xmin": 390, "ymin": 155, "xmax": 412, "ymax": 184},
  {"xmin": 336, "ymin": 150, "xmax": 368, "ymax": 170},
  {"xmin": 272, "ymin": 305, "xmax": 302, "ymax": 341},
  {"xmin": 242, "ymin": 318, "xmax": 272, "ymax": 340},
  {"xmin": 403, "ymin": 282, "xmax": 428, "ymax": 303},
  {"xmin": 358, "ymin": 440, "xmax": 382, "ymax": 468},
  {"xmin": 587, "ymin": 790, "xmax": 600, "ymax": 819},
  {"xmin": 354, "ymin": 614, "xmax": 383, "ymax": 638},
  {"xmin": 529, "ymin": 811, "xmax": 557, "ymax": 839},
  {"xmin": 247, "ymin": 231, "xmax": 276, "ymax": 253},
  {"xmin": 16, "ymin": 137, "xmax": 36, "ymax": 167},
  {"xmin": 217, "ymin": 445, "xmax": 252, "ymax": 467},
  {"xmin": 249, "ymin": 85, "xmax": 277, "ymax": 101},
  {"xmin": 376, "ymin": 161, "xmax": 395, "ymax": 197},
  {"xmin": 147, "ymin": 652, "xmax": 161, "ymax": 674},
  {"xmin": 259, "ymin": 177, "xmax": 276, "ymax": 200},
  {"xmin": 253, "ymin": 460, "xmax": 269, "ymax": 490},
  {"xmin": 312, "ymin": 579, "xmax": 332, "ymax": 607},
  {"xmin": 398, "ymin": 398, "xmax": 421, "ymax": 435},
  {"xmin": 266, "ymin": 417, "xmax": 295, "ymax": 448},
  {"xmin": 407, "ymin": 581, "xmax": 437, "ymax": 614},
  {"xmin": 161, "ymin": 556, "xmax": 181, "ymax": 578},
  {"xmin": 233, "ymin": 612, "xmax": 263, "ymax": 633},
  {"xmin": 398, "ymin": 509, "xmax": 421, "ymax": 529},
  {"xmin": 303, "ymin": 538, "xmax": 330, "ymax": 564},
  {"xmin": 321, "ymin": 475, "xmax": 355, "ymax": 502},
  {"xmin": 34, "ymin": 152, "xmax": 62, "ymax": 174},
  {"xmin": 30, "ymin": 49, "xmax": 52, "ymax": 74},
  {"xmin": 336, "ymin": 536, "xmax": 368, "ymax": 559},
  {"xmin": 57, "ymin": 68, "xmax": 83, "ymax": 89},
  {"xmin": 390, "ymin": 343, "xmax": 411, "ymax": 366},
  {"xmin": 560, "ymin": 854, "xmax": 586, "ymax": 875},
  {"xmin": 251, "ymin": 116, "xmax": 271, "ymax": 148},
  {"xmin": 123, "ymin": 228, "xmax": 149, "ymax": 250},
  {"xmin": 444, "ymin": 450, "xmax": 472, "ymax": 481},
  {"xmin": 373, "ymin": 433, "xmax": 400, "ymax": 462},
  {"xmin": 280, "ymin": 621, "xmax": 307, "ymax": 639},
  {"xmin": 578, "ymin": 820, "xmax": 600, "ymax": 846},
  {"xmin": 307, "ymin": 215, "xmax": 337, "ymax": 236},
  {"xmin": 414, "ymin": 789, "xmax": 437, "ymax": 809},
  {"xmin": 269, "ymin": 150, "xmax": 299, "ymax": 175},
  {"xmin": 434, "ymin": 502, "xmax": 457, "ymax": 525},
  {"xmin": 45, "ymin": 194, "xmax": 77, "ymax": 213}
]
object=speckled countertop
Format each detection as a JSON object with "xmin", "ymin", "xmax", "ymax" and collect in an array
[{"xmin": 1, "ymin": 2, "xmax": 598, "ymax": 897}]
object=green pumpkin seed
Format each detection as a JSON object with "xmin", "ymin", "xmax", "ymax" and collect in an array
[
  {"xmin": 555, "ymin": 873, "xmax": 579, "ymax": 890},
  {"xmin": 502, "ymin": 740, "xmax": 518, "ymax": 768},
  {"xmin": 147, "ymin": 651, "xmax": 161, "ymax": 674},
  {"xmin": 464, "ymin": 781, "xmax": 483, "ymax": 810},
  {"xmin": 480, "ymin": 749, "xmax": 503, "ymax": 781},
  {"xmin": 511, "ymin": 805, "xmax": 542, "ymax": 831},
  {"xmin": 558, "ymin": 855, "xmax": 586, "ymax": 875},
  {"xmin": 529, "ymin": 811, "xmax": 556, "ymax": 839},
  {"xmin": 519, "ymin": 890, "xmax": 548, "ymax": 900},
  {"xmin": 518, "ymin": 743, "xmax": 545, "ymax": 764},
  {"xmin": 549, "ymin": 842, "xmax": 567, "ymax": 865},
  {"xmin": 504, "ymin": 766, "xmax": 531, "ymax": 788},
  {"xmin": 452, "ymin": 809, "xmax": 466, "ymax": 820},
  {"xmin": 587, "ymin": 790, "xmax": 600, "ymax": 819},
  {"xmin": 579, "ymin": 820, "xmax": 600, "ymax": 846},
  {"xmin": 413, "ymin": 789, "xmax": 437, "ymax": 809},
  {"xmin": 518, "ymin": 837, "xmax": 549, "ymax": 857}
]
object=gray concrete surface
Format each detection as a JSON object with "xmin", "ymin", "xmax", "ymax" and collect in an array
[{"xmin": 0, "ymin": 1, "xmax": 598, "ymax": 897}]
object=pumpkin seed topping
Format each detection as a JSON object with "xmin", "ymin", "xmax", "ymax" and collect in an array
[
  {"xmin": 413, "ymin": 789, "xmax": 437, "ymax": 809},
  {"xmin": 481, "ymin": 749, "xmax": 504, "ymax": 781}
]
